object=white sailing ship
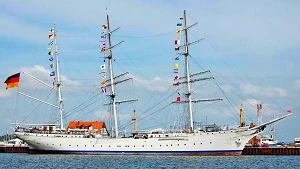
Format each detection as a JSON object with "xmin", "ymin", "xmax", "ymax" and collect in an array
[{"xmin": 14, "ymin": 10, "xmax": 291, "ymax": 155}]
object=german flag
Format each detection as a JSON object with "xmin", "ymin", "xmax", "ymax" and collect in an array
[{"xmin": 4, "ymin": 73, "xmax": 20, "ymax": 90}]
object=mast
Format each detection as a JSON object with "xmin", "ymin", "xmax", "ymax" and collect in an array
[
  {"xmin": 173, "ymin": 10, "xmax": 222, "ymax": 132},
  {"xmin": 104, "ymin": 10, "xmax": 137, "ymax": 138},
  {"xmin": 106, "ymin": 12, "xmax": 118, "ymax": 138},
  {"xmin": 53, "ymin": 21, "xmax": 64, "ymax": 129},
  {"xmin": 183, "ymin": 10, "xmax": 194, "ymax": 132}
]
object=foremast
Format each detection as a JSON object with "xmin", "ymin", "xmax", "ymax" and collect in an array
[
  {"xmin": 104, "ymin": 10, "xmax": 137, "ymax": 138},
  {"xmin": 174, "ymin": 10, "xmax": 222, "ymax": 132},
  {"xmin": 15, "ymin": 22, "xmax": 64, "ymax": 129},
  {"xmin": 53, "ymin": 22, "xmax": 64, "ymax": 130}
]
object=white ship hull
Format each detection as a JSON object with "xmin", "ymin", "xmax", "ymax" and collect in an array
[{"xmin": 15, "ymin": 128, "xmax": 259, "ymax": 155}]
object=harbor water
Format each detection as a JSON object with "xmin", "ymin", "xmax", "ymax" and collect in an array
[{"xmin": 1, "ymin": 153, "xmax": 299, "ymax": 169}]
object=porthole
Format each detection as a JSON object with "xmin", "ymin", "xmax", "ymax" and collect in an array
[{"xmin": 210, "ymin": 142, "xmax": 212, "ymax": 144}]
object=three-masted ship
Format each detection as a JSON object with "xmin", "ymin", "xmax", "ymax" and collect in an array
[{"xmin": 14, "ymin": 10, "xmax": 291, "ymax": 155}]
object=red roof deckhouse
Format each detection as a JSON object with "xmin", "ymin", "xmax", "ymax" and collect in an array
[{"xmin": 67, "ymin": 121, "xmax": 106, "ymax": 134}]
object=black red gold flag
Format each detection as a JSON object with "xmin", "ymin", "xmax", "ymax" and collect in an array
[{"xmin": 4, "ymin": 73, "xmax": 20, "ymax": 89}]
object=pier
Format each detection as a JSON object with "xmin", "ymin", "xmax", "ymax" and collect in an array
[
  {"xmin": 242, "ymin": 147, "xmax": 300, "ymax": 155},
  {"xmin": 0, "ymin": 146, "xmax": 29, "ymax": 153}
]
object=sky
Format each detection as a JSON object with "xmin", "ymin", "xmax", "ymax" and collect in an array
[{"xmin": 0, "ymin": 0, "xmax": 300, "ymax": 142}]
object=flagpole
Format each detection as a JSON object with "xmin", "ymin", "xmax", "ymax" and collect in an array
[{"xmin": 14, "ymin": 72, "xmax": 21, "ymax": 129}]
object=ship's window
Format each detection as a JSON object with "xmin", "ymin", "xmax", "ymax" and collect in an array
[
  {"xmin": 212, "ymin": 133, "xmax": 213, "ymax": 134},
  {"xmin": 142, "ymin": 145, "xmax": 144, "ymax": 147},
  {"xmin": 71, "ymin": 136, "xmax": 73, "ymax": 137},
  {"xmin": 134, "ymin": 145, "xmax": 135, "ymax": 147},
  {"xmin": 171, "ymin": 144, "xmax": 172, "ymax": 146},
  {"xmin": 151, "ymin": 145, "xmax": 153, "ymax": 147},
  {"xmin": 85, "ymin": 145, "xmax": 86, "ymax": 147},
  {"xmin": 194, "ymin": 143, "xmax": 195, "ymax": 145},
  {"xmin": 166, "ymin": 145, "xmax": 168, "ymax": 146},
  {"xmin": 159, "ymin": 135, "xmax": 160, "ymax": 137},
  {"xmin": 160, "ymin": 145, "xmax": 161, "ymax": 147},
  {"xmin": 101, "ymin": 145, "xmax": 102, "ymax": 147},
  {"xmin": 166, "ymin": 135, "xmax": 169, "ymax": 137},
  {"xmin": 178, "ymin": 144, "xmax": 179, "ymax": 146},
  {"xmin": 93, "ymin": 145, "xmax": 94, "ymax": 147},
  {"xmin": 60, "ymin": 144, "xmax": 61, "ymax": 146},
  {"xmin": 41, "ymin": 135, "xmax": 43, "ymax": 136},
  {"xmin": 207, "ymin": 133, "xmax": 209, "ymax": 134},
  {"xmin": 77, "ymin": 145, "xmax": 79, "ymax": 147},
  {"xmin": 69, "ymin": 145, "xmax": 71, "ymax": 146},
  {"xmin": 201, "ymin": 143, "xmax": 202, "ymax": 145},
  {"xmin": 109, "ymin": 145, "xmax": 110, "ymax": 147},
  {"xmin": 210, "ymin": 142, "xmax": 212, "ymax": 144},
  {"xmin": 47, "ymin": 135, "xmax": 48, "ymax": 137},
  {"xmin": 184, "ymin": 144, "xmax": 186, "ymax": 146}
]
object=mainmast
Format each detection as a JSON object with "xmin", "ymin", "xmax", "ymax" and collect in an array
[
  {"xmin": 53, "ymin": 22, "xmax": 64, "ymax": 129},
  {"xmin": 183, "ymin": 10, "xmax": 193, "ymax": 132},
  {"xmin": 174, "ymin": 10, "xmax": 222, "ymax": 132},
  {"xmin": 104, "ymin": 10, "xmax": 137, "ymax": 138},
  {"xmin": 106, "ymin": 12, "xmax": 118, "ymax": 138}
]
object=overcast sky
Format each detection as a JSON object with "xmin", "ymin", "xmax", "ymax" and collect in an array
[{"xmin": 0, "ymin": 0, "xmax": 299, "ymax": 142}]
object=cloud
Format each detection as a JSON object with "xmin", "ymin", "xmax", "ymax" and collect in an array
[
  {"xmin": 0, "ymin": 83, "xmax": 11, "ymax": 98},
  {"xmin": 132, "ymin": 75, "xmax": 171, "ymax": 93},
  {"xmin": 241, "ymin": 83, "xmax": 287, "ymax": 98},
  {"xmin": 94, "ymin": 110, "xmax": 131, "ymax": 121},
  {"xmin": 9, "ymin": 65, "xmax": 82, "ymax": 91}
]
